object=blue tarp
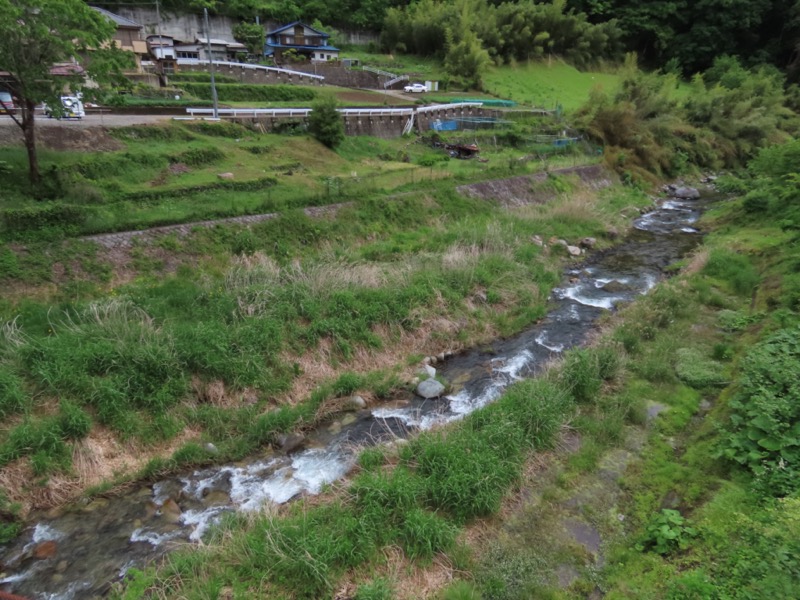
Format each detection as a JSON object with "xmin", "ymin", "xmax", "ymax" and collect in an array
[{"xmin": 431, "ymin": 120, "xmax": 458, "ymax": 131}]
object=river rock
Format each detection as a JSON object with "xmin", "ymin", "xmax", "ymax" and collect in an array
[
  {"xmin": 347, "ymin": 395, "xmax": 367, "ymax": 410},
  {"xmin": 33, "ymin": 540, "xmax": 58, "ymax": 559},
  {"xmin": 579, "ymin": 237, "xmax": 597, "ymax": 249},
  {"xmin": 556, "ymin": 239, "xmax": 568, "ymax": 247},
  {"xmin": 276, "ymin": 432, "xmax": 306, "ymax": 454},
  {"xmin": 423, "ymin": 364, "xmax": 437, "ymax": 378},
  {"xmin": 416, "ymin": 378, "xmax": 446, "ymax": 399},
  {"xmin": 601, "ymin": 280, "xmax": 632, "ymax": 293},
  {"xmin": 671, "ymin": 186, "xmax": 700, "ymax": 199},
  {"xmin": 567, "ymin": 245, "xmax": 582, "ymax": 257},
  {"xmin": 532, "ymin": 235, "xmax": 544, "ymax": 247},
  {"xmin": 217, "ymin": 172, "xmax": 234, "ymax": 180},
  {"xmin": 605, "ymin": 226, "xmax": 619, "ymax": 240},
  {"xmin": 202, "ymin": 490, "xmax": 231, "ymax": 506},
  {"xmin": 56, "ymin": 559, "xmax": 69, "ymax": 573},
  {"xmin": 160, "ymin": 498, "xmax": 182, "ymax": 524}
]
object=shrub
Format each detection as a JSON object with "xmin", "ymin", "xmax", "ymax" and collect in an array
[
  {"xmin": 719, "ymin": 326, "xmax": 800, "ymax": 496},
  {"xmin": 674, "ymin": 348, "xmax": 728, "ymax": 388},
  {"xmin": 636, "ymin": 509, "xmax": 697, "ymax": 555},
  {"xmin": 308, "ymin": 96, "xmax": 345, "ymax": 149},
  {"xmin": 2, "ymin": 203, "xmax": 87, "ymax": 236},
  {"xmin": 703, "ymin": 249, "xmax": 760, "ymax": 296}
]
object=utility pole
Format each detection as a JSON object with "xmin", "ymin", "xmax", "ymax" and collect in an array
[{"xmin": 203, "ymin": 7, "xmax": 219, "ymax": 119}]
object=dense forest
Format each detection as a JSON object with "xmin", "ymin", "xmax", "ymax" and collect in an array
[{"xmin": 95, "ymin": 0, "xmax": 800, "ymax": 77}]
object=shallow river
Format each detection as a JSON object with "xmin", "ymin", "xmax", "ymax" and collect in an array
[{"xmin": 0, "ymin": 193, "xmax": 709, "ymax": 599}]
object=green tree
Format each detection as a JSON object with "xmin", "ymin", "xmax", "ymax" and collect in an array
[
  {"xmin": 308, "ymin": 96, "xmax": 344, "ymax": 149},
  {"xmin": 0, "ymin": 0, "xmax": 119, "ymax": 185},
  {"xmin": 233, "ymin": 21, "xmax": 266, "ymax": 56}
]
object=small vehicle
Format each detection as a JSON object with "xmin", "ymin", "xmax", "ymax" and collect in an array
[
  {"xmin": 404, "ymin": 83, "xmax": 427, "ymax": 93},
  {"xmin": 0, "ymin": 91, "xmax": 16, "ymax": 115},
  {"xmin": 43, "ymin": 95, "xmax": 85, "ymax": 119}
]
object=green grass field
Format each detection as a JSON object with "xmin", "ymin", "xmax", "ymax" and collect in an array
[{"xmin": 483, "ymin": 58, "xmax": 622, "ymax": 112}]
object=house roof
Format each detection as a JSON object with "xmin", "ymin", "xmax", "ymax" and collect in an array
[
  {"xmin": 90, "ymin": 6, "xmax": 142, "ymax": 29},
  {"xmin": 266, "ymin": 43, "xmax": 340, "ymax": 52},
  {"xmin": 196, "ymin": 38, "xmax": 246, "ymax": 49},
  {"xmin": 267, "ymin": 21, "xmax": 329, "ymax": 37}
]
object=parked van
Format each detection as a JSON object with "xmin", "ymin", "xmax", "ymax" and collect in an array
[
  {"xmin": 0, "ymin": 91, "xmax": 16, "ymax": 115},
  {"xmin": 43, "ymin": 95, "xmax": 85, "ymax": 119}
]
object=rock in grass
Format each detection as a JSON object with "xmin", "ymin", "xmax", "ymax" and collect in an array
[
  {"xmin": 217, "ymin": 172, "xmax": 234, "ymax": 180},
  {"xmin": 417, "ymin": 378, "xmax": 445, "ymax": 399},
  {"xmin": 423, "ymin": 364, "xmax": 437, "ymax": 378},
  {"xmin": 276, "ymin": 433, "xmax": 305, "ymax": 454},
  {"xmin": 347, "ymin": 395, "xmax": 367, "ymax": 410},
  {"xmin": 567, "ymin": 245, "xmax": 582, "ymax": 257}
]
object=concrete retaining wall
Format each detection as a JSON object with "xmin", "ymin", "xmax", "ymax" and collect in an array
[
  {"xmin": 176, "ymin": 62, "xmax": 322, "ymax": 86},
  {"xmin": 230, "ymin": 106, "xmax": 498, "ymax": 139}
]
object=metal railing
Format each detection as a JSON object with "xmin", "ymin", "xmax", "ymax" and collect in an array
[
  {"xmin": 185, "ymin": 107, "xmax": 416, "ymax": 118},
  {"xmin": 384, "ymin": 75, "xmax": 409, "ymax": 89}
]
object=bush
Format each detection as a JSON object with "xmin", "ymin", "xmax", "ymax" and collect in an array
[
  {"xmin": 308, "ymin": 96, "xmax": 345, "ymax": 149},
  {"xmin": 674, "ymin": 348, "xmax": 728, "ymax": 388},
  {"xmin": 703, "ymin": 249, "xmax": 760, "ymax": 296},
  {"xmin": 636, "ymin": 509, "xmax": 697, "ymax": 555},
  {"xmin": 2, "ymin": 203, "xmax": 87, "ymax": 236},
  {"xmin": 719, "ymin": 326, "xmax": 800, "ymax": 496}
]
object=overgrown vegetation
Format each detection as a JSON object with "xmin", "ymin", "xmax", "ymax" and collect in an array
[{"xmin": 577, "ymin": 54, "xmax": 799, "ymax": 182}]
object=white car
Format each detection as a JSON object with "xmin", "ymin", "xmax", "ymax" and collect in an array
[
  {"xmin": 43, "ymin": 96, "xmax": 85, "ymax": 119},
  {"xmin": 404, "ymin": 83, "xmax": 427, "ymax": 93}
]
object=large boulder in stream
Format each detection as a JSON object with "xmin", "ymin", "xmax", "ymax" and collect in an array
[
  {"xmin": 417, "ymin": 378, "xmax": 446, "ymax": 399},
  {"xmin": 601, "ymin": 280, "xmax": 633, "ymax": 293},
  {"xmin": 671, "ymin": 186, "xmax": 700, "ymax": 199}
]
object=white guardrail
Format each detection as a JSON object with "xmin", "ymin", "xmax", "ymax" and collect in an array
[
  {"xmin": 184, "ymin": 107, "xmax": 418, "ymax": 118},
  {"xmin": 184, "ymin": 103, "xmax": 483, "ymax": 119},
  {"xmin": 176, "ymin": 59, "xmax": 325, "ymax": 81}
]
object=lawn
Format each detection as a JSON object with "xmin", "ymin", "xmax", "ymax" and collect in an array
[{"xmin": 483, "ymin": 58, "xmax": 622, "ymax": 112}]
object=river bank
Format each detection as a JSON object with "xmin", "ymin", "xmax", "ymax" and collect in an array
[{"xmin": 0, "ymin": 180, "xmax": 712, "ymax": 599}]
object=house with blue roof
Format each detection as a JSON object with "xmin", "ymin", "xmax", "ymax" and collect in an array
[{"xmin": 265, "ymin": 22, "xmax": 339, "ymax": 63}]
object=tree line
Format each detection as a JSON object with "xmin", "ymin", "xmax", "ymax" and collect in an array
[{"xmin": 94, "ymin": 0, "xmax": 800, "ymax": 80}]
